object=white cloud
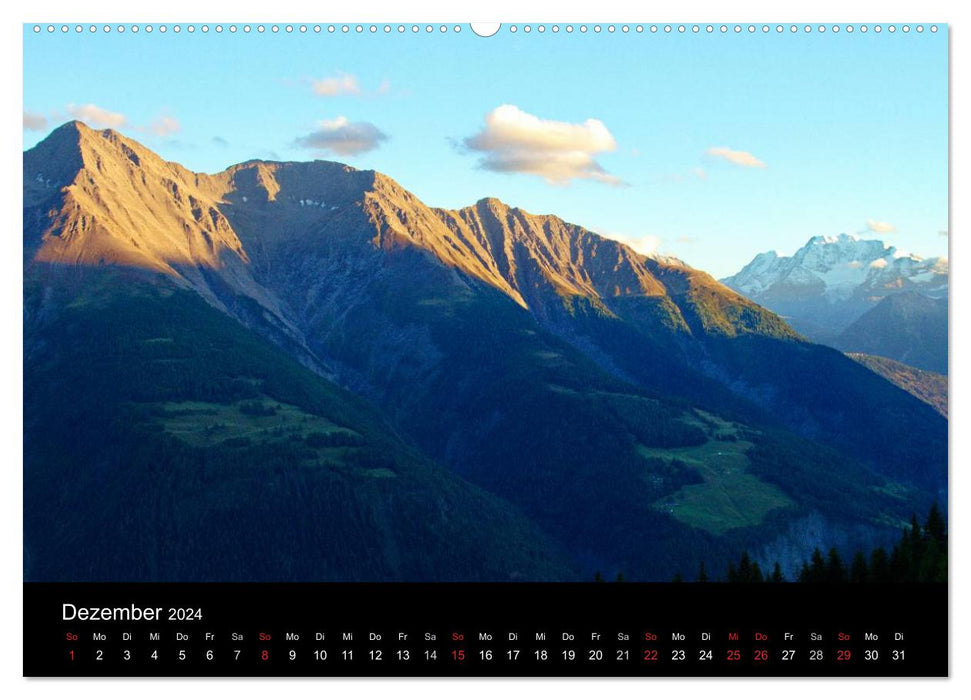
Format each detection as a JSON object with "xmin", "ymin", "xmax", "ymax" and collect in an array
[
  {"xmin": 599, "ymin": 232, "xmax": 662, "ymax": 256},
  {"xmin": 463, "ymin": 105, "xmax": 622, "ymax": 186},
  {"xmin": 706, "ymin": 146, "xmax": 767, "ymax": 168},
  {"xmin": 294, "ymin": 117, "xmax": 388, "ymax": 156},
  {"xmin": 23, "ymin": 110, "xmax": 48, "ymax": 131},
  {"xmin": 148, "ymin": 116, "xmax": 181, "ymax": 137},
  {"xmin": 312, "ymin": 73, "xmax": 361, "ymax": 97},
  {"xmin": 866, "ymin": 218, "xmax": 895, "ymax": 234},
  {"xmin": 869, "ymin": 258, "xmax": 889, "ymax": 269},
  {"xmin": 57, "ymin": 104, "xmax": 178, "ymax": 137},
  {"xmin": 67, "ymin": 103, "xmax": 127, "ymax": 128}
]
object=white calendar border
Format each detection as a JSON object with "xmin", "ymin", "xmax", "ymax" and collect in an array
[{"xmin": 2, "ymin": 0, "xmax": 963, "ymax": 698}]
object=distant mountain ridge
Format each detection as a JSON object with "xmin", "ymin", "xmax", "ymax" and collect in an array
[
  {"xmin": 724, "ymin": 233, "xmax": 946, "ymax": 305},
  {"xmin": 24, "ymin": 122, "xmax": 947, "ymax": 582},
  {"xmin": 836, "ymin": 292, "xmax": 948, "ymax": 374},
  {"xmin": 722, "ymin": 233, "xmax": 948, "ymax": 372}
]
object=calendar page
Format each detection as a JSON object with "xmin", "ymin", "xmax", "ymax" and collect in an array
[{"xmin": 22, "ymin": 20, "xmax": 948, "ymax": 677}]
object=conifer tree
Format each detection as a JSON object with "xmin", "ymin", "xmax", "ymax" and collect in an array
[
  {"xmin": 920, "ymin": 505, "xmax": 947, "ymax": 582},
  {"xmin": 908, "ymin": 515, "xmax": 925, "ymax": 579},
  {"xmin": 809, "ymin": 548, "xmax": 826, "ymax": 583},
  {"xmin": 925, "ymin": 504, "xmax": 946, "ymax": 543},
  {"xmin": 870, "ymin": 547, "xmax": 890, "ymax": 583},
  {"xmin": 826, "ymin": 548, "xmax": 846, "ymax": 583},
  {"xmin": 850, "ymin": 551, "xmax": 868, "ymax": 583},
  {"xmin": 751, "ymin": 561, "xmax": 764, "ymax": 583},
  {"xmin": 890, "ymin": 538, "xmax": 910, "ymax": 581},
  {"xmin": 738, "ymin": 552, "xmax": 753, "ymax": 582},
  {"xmin": 754, "ymin": 508, "xmax": 948, "ymax": 585}
]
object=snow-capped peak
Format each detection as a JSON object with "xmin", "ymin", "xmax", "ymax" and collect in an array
[
  {"xmin": 807, "ymin": 232, "xmax": 860, "ymax": 246},
  {"xmin": 723, "ymin": 234, "xmax": 948, "ymax": 302}
]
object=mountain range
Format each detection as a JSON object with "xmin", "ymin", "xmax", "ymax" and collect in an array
[
  {"xmin": 722, "ymin": 234, "xmax": 948, "ymax": 373},
  {"xmin": 836, "ymin": 292, "xmax": 948, "ymax": 375},
  {"xmin": 23, "ymin": 122, "xmax": 947, "ymax": 582}
]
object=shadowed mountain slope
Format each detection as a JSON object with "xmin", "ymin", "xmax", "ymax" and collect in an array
[
  {"xmin": 836, "ymin": 292, "xmax": 948, "ymax": 375},
  {"xmin": 24, "ymin": 276, "xmax": 575, "ymax": 581}
]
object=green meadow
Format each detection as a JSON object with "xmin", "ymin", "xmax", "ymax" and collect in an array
[{"xmin": 643, "ymin": 412, "xmax": 794, "ymax": 534}]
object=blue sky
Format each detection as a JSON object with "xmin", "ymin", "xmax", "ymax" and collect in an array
[{"xmin": 23, "ymin": 24, "xmax": 947, "ymax": 277}]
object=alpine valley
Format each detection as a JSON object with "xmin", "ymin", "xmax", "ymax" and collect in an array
[{"xmin": 23, "ymin": 122, "xmax": 947, "ymax": 582}]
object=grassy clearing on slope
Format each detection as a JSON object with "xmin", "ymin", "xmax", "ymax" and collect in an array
[
  {"xmin": 154, "ymin": 398, "xmax": 350, "ymax": 446},
  {"xmin": 147, "ymin": 397, "xmax": 394, "ymax": 476},
  {"xmin": 643, "ymin": 412, "xmax": 794, "ymax": 534}
]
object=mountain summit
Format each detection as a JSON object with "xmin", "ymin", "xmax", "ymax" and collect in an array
[
  {"xmin": 723, "ymin": 233, "xmax": 947, "ymax": 304},
  {"xmin": 25, "ymin": 120, "xmax": 246, "ymax": 273},
  {"xmin": 721, "ymin": 233, "xmax": 947, "ymax": 344},
  {"xmin": 25, "ymin": 121, "xmax": 790, "ymax": 344}
]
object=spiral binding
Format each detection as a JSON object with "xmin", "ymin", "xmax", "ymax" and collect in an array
[{"xmin": 29, "ymin": 23, "xmax": 940, "ymax": 36}]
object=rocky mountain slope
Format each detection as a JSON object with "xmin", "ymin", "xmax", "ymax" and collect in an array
[{"xmin": 847, "ymin": 353, "xmax": 947, "ymax": 418}]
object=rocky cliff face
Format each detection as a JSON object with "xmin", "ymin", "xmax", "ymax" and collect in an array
[
  {"xmin": 26, "ymin": 122, "xmax": 795, "ymax": 349},
  {"xmin": 25, "ymin": 122, "xmax": 245, "ymax": 282}
]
